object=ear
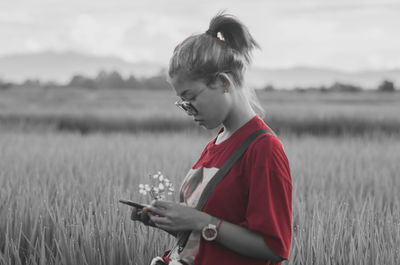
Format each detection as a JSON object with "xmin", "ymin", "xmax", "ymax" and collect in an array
[{"xmin": 216, "ymin": 72, "xmax": 231, "ymax": 91}]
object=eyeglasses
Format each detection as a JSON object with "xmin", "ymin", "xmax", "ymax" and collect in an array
[
  {"xmin": 174, "ymin": 87, "xmax": 207, "ymax": 116},
  {"xmin": 174, "ymin": 71, "xmax": 231, "ymax": 116}
]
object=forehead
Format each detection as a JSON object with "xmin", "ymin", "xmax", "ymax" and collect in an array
[{"xmin": 171, "ymin": 76, "xmax": 206, "ymax": 97}]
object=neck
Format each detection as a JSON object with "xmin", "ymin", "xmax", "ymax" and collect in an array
[{"xmin": 222, "ymin": 96, "xmax": 256, "ymax": 137}]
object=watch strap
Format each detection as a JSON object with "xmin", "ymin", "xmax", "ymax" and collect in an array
[{"xmin": 216, "ymin": 219, "xmax": 223, "ymax": 232}]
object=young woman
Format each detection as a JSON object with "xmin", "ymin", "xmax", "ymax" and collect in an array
[{"xmin": 131, "ymin": 13, "xmax": 292, "ymax": 265}]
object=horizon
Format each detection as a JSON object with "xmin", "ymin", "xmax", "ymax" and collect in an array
[
  {"xmin": 1, "ymin": 50, "xmax": 400, "ymax": 73},
  {"xmin": 1, "ymin": 0, "xmax": 400, "ymax": 72}
]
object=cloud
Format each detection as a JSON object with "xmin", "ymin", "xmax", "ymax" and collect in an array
[{"xmin": 0, "ymin": 0, "xmax": 399, "ymax": 70}]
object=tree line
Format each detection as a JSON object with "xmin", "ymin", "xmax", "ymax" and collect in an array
[
  {"xmin": 264, "ymin": 80, "xmax": 397, "ymax": 92},
  {"xmin": 0, "ymin": 70, "xmax": 171, "ymax": 90},
  {"xmin": 0, "ymin": 70, "xmax": 397, "ymax": 92}
]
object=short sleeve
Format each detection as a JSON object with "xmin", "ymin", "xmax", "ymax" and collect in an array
[{"xmin": 240, "ymin": 134, "xmax": 292, "ymax": 260}]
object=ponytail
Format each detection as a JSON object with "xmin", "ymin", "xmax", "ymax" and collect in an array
[
  {"xmin": 168, "ymin": 12, "xmax": 265, "ymax": 117},
  {"xmin": 207, "ymin": 12, "xmax": 259, "ymax": 64}
]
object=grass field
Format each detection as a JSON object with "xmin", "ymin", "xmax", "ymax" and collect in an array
[
  {"xmin": 1, "ymin": 88, "xmax": 399, "ymax": 264},
  {"xmin": 1, "ymin": 88, "xmax": 400, "ymax": 135}
]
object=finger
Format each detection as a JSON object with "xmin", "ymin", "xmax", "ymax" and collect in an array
[
  {"xmin": 151, "ymin": 200, "xmax": 170, "ymax": 209},
  {"xmin": 146, "ymin": 219, "xmax": 156, "ymax": 227},
  {"xmin": 140, "ymin": 210, "xmax": 151, "ymax": 224},
  {"xmin": 150, "ymin": 215, "xmax": 171, "ymax": 226},
  {"xmin": 145, "ymin": 205, "xmax": 166, "ymax": 217},
  {"xmin": 141, "ymin": 211, "xmax": 155, "ymax": 226},
  {"xmin": 130, "ymin": 207, "xmax": 140, "ymax": 221}
]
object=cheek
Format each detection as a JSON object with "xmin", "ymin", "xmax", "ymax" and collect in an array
[{"xmin": 197, "ymin": 95, "xmax": 230, "ymax": 125}]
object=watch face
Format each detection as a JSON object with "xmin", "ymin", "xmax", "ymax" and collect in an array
[
  {"xmin": 202, "ymin": 224, "xmax": 217, "ymax": 241},
  {"xmin": 204, "ymin": 228, "xmax": 216, "ymax": 238}
]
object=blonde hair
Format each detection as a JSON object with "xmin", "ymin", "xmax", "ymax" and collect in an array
[{"xmin": 168, "ymin": 12, "xmax": 265, "ymax": 117}]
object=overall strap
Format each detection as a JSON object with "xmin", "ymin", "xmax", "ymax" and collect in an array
[
  {"xmin": 195, "ymin": 128, "xmax": 273, "ymax": 211},
  {"xmin": 177, "ymin": 128, "xmax": 273, "ymax": 253}
]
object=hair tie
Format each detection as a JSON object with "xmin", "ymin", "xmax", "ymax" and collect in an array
[{"xmin": 205, "ymin": 29, "xmax": 218, "ymax": 38}]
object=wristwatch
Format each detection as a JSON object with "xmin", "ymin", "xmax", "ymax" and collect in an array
[{"xmin": 201, "ymin": 218, "xmax": 223, "ymax": 241}]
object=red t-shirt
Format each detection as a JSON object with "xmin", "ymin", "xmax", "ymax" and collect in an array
[{"xmin": 190, "ymin": 115, "xmax": 292, "ymax": 265}]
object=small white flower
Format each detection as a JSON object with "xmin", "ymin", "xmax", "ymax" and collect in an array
[{"xmin": 139, "ymin": 171, "xmax": 175, "ymax": 200}]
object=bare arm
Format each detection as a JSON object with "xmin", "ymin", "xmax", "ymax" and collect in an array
[
  {"xmin": 212, "ymin": 217, "xmax": 283, "ymax": 262},
  {"xmin": 147, "ymin": 201, "xmax": 284, "ymax": 262}
]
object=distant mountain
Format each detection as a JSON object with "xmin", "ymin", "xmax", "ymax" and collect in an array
[
  {"xmin": 246, "ymin": 66, "xmax": 400, "ymax": 89},
  {"xmin": 0, "ymin": 51, "xmax": 163, "ymax": 83},
  {"xmin": 0, "ymin": 51, "xmax": 399, "ymax": 89}
]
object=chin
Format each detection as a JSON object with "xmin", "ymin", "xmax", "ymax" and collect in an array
[{"xmin": 202, "ymin": 121, "xmax": 220, "ymax": 130}]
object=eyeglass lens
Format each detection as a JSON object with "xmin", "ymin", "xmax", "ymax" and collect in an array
[{"xmin": 178, "ymin": 101, "xmax": 197, "ymax": 116}]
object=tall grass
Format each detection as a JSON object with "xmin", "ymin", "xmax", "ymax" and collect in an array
[
  {"xmin": 284, "ymin": 133, "xmax": 400, "ymax": 264},
  {"xmin": 1, "ymin": 131, "xmax": 399, "ymax": 264}
]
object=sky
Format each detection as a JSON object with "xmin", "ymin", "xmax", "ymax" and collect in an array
[{"xmin": 1, "ymin": 0, "xmax": 400, "ymax": 71}]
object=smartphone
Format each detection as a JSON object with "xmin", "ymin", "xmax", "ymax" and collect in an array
[{"xmin": 119, "ymin": 199, "xmax": 148, "ymax": 209}]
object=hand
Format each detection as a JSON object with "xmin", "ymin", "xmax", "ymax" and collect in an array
[
  {"xmin": 145, "ymin": 200, "xmax": 212, "ymax": 232},
  {"xmin": 130, "ymin": 206, "xmax": 155, "ymax": 227}
]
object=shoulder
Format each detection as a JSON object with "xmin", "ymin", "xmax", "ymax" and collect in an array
[
  {"xmin": 244, "ymin": 132, "xmax": 291, "ymax": 183},
  {"xmin": 247, "ymin": 132, "xmax": 285, "ymax": 160}
]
